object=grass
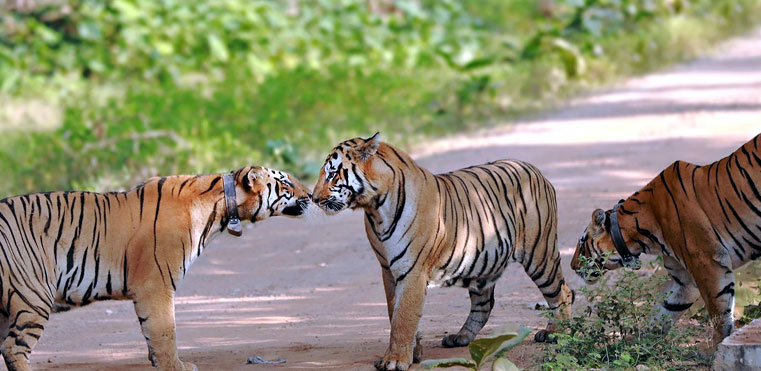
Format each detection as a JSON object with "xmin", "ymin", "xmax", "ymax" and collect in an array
[
  {"xmin": 542, "ymin": 256, "xmax": 712, "ymax": 370},
  {"xmin": 1, "ymin": 0, "xmax": 761, "ymax": 196}
]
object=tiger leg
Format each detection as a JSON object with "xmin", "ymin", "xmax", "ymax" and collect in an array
[
  {"xmin": 649, "ymin": 256, "xmax": 700, "ymax": 332},
  {"xmin": 442, "ymin": 280, "xmax": 495, "ymax": 348},
  {"xmin": 382, "ymin": 266, "xmax": 422, "ymax": 362},
  {"xmin": 138, "ymin": 315, "xmax": 158, "ymax": 367},
  {"xmin": 375, "ymin": 272, "xmax": 427, "ymax": 371},
  {"xmin": 689, "ymin": 251, "xmax": 735, "ymax": 348},
  {"xmin": 0, "ymin": 316, "xmax": 8, "ymax": 341},
  {"xmin": 133, "ymin": 291, "xmax": 197, "ymax": 371},
  {"xmin": 381, "ymin": 267, "xmax": 396, "ymax": 323},
  {"xmin": 526, "ymin": 257, "xmax": 574, "ymax": 343},
  {"xmin": 0, "ymin": 301, "xmax": 50, "ymax": 371}
]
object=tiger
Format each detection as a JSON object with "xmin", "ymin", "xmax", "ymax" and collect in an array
[
  {"xmin": 571, "ymin": 133, "xmax": 761, "ymax": 348},
  {"xmin": 311, "ymin": 133, "xmax": 574, "ymax": 370},
  {"xmin": 0, "ymin": 166, "xmax": 310, "ymax": 371}
]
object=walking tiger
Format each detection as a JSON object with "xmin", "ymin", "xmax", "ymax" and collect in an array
[{"xmin": 572, "ymin": 133, "xmax": 761, "ymax": 348}]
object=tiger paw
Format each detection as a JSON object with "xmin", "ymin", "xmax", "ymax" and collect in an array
[
  {"xmin": 534, "ymin": 329, "xmax": 557, "ymax": 343},
  {"xmin": 441, "ymin": 333, "xmax": 472, "ymax": 348},
  {"xmin": 180, "ymin": 361, "xmax": 198, "ymax": 371},
  {"xmin": 374, "ymin": 355, "xmax": 411, "ymax": 371},
  {"xmin": 156, "ymin": 360, "xmax": 198, "ymax": 371},
  {"xmin": 413, "ymin": 332, "xmax": 423, "ymax": 363},
  {"xmin": 148, "ymin": 348, "xmax": 157, "ymax": 367}
]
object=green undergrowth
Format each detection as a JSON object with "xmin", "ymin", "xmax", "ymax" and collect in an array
[
  {"xmin": 2, "ymin": 0, "xmax": 761, "ymax": 195},
  {"xmin": 541, "ymin": 256, "xmax": 711, "ymax": 370}
]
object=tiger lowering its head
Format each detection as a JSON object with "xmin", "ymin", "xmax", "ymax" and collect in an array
[
  {"xmin": 571, "ymin": 133, "xmax": 761, "ymax": 348},
  {"xmin": 312, "ymin": 133, "xmax": 574, "ymax": 370},
  {"xmin": 0, "ymin": 166, "xmax": 310, "ymax": 371}
]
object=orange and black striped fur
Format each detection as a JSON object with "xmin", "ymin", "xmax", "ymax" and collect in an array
[
  {"xmin": 0, "ymin": 166, "xmax": 310, "ymax": 371},
  {"xmin": 312, "ymin": 134, "xmax": 573, "ymax": 371},
  {"xmin": 571, "ymin": 133, "xmax": 761, "ymax": 348}
]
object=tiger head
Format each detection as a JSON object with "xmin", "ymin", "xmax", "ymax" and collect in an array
[
  {"xmin": 311, "ymin": 133, "xmax": 382, "ymax": 215},
  {"xmin": 237, "ymin": 166, "xmax": 311, "ymax": 220},
  {"xmin": 570, "ymin": 206, "xmax": 640, "ymax": 282}
]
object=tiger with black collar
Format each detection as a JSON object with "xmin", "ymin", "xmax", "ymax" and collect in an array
[
  {"xmin": 0, "ymin": 166, "xmax": 310, "ymax": 371},
  {"xmin": 572, "ymin": 133, "xmax": 761, "ymax": 348}
]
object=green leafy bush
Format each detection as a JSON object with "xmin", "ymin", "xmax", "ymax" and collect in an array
[
  {"xmin": 735, "ymin": 261, "xmax": 761, "ymax": 325},
  {"xmin": 541, "ymin": 256, "xmax": 709, "ymax": 370},
  {"xmin": 1, "ymin": 0, "xmax": 761, "ymax": 196},
  {"xmin": 0, "ymin": 0, "xmax": 487, "ymax": 90},
  {"xmin": 421, "ymin": 325, "xmax": 529, "ymax": 371}
]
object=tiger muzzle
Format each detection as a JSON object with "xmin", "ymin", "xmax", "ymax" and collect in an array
[{"xmin": 282, "ymin": 197, "xmax": 310, "ymax": 216}]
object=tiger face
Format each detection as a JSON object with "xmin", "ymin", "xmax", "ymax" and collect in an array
[
  {"xmin": 311, "ymin": 133, "xmax": 381, "ymax": 214},
  {"xmin": 571, "ymin": 208, "xmax": 630, "ymax": 282},
  {"xmin": 242, "ymin": 166, "xmax": 311, "ymax": 220}
]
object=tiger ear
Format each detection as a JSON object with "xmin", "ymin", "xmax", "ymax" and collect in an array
[
  {"xmin": 592, "ymin": 209, "xmax": 606, "ymax": 227},
  {"xmin": 244, "ymin": 167, "xmax": 267, "ymax": 190},
  {"xmin": 356, "ymin": 132, "xmax": 381, "ymax": 162}
]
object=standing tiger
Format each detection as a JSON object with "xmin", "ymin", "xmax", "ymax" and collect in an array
[
  {"xmin": 0, "ymin": 166, "xmax": 310, "ymax": 371},
  {"xmin": 571, "ymin": 133, "xmax": 761, "ymax": 348},
  {"xmin": 311, "ymin": 133, "xmax": 574, "ymax": 370}
]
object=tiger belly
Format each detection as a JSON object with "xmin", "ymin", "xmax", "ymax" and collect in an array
[
  {"xmin": 429, "ymin": 237, "xmax": 512, "ymax": 288},
  {"xmin": 54, "ymin": 264, "xmax": 125, "ymax": 307}
]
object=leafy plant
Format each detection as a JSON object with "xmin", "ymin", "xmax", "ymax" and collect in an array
[
  {"xmin": 420, "ymin": 325, "xmax": 529, "ymax": 371},
  {"xmin": 1, "ymin": 0, "xmax": 760, "ymax": 196},
  {"xmin": 541, "ymin": 255, "xmax": 710, "ymax": 370},
  {"xmin": 735, "ymin": 261, "xmax": 761, "ymax": 325}
]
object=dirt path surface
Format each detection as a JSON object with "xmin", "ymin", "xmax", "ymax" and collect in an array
[{"xmin": 22, "ymin": 28, "xmax": 761, "ymax": 371}]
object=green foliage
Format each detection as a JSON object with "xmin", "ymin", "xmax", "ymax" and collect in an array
[
  {"xmin": 541, "ymin": 256, "xmax": 709, "ymax": 370},
  {"xmin": 1, "ymin": 0, "xmax": 761, "ymax": 195},
  {"xmin": 735, "ymin": 261, "xmax": 761, "ymax": 325},
  {"xmin": 0, "ymin": 0, "xmax": 486, "ymax": 90},
  {"xmin": 420, "ymin": 325, "xmax": 529, "ymax": 371},
  {"xmin": 491, "ymin": 357, "xmax": 520, "ymax": 371}
]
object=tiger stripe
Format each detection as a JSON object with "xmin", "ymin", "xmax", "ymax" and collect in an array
[
  {"xmin": 571, "ymin": 133, "xmax": 761, "ymax": 348},
  {"xmin": 0, "ymin": 166, "xmax": 310, "ymax": 370},
  {"xmin": 312, "ymin": 133, "xmax": 573, "ymax": 371}
]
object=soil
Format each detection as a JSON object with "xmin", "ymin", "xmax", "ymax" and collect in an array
[{"xmin": 20, "ymin": 27, "xmax": 761, "ymax": 371}]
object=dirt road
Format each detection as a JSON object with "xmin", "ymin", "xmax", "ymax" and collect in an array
[{"xmin": 23, "ymin": 27, "xmax": 761, "ymax": 370}]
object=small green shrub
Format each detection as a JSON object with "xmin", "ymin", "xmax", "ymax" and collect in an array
[
  {"xmin": 541, "ymin": 256, "xmax": 709, "ymax": 370},
  {"xmin": 421, "ymin": 325, "xmax": 529, "ymax": 371},
  {"xmin": 735, "ymin": 261, "xmax": 761, "ymax": 325},
  {"xmin": 2, "ymin": 0, "xmax": 761, "ymax": 196}
]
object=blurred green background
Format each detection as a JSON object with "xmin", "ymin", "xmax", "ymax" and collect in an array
[{"xmin": 1, "ymin": 0, "xmax": 760, "ymax": 196}]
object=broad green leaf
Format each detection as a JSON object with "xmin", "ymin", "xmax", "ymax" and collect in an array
[
  {"xmin": 549, "ymin": 38, "xmax": 586, "ymax": 77},
  {"xmin": 420, "ymin": 358, "xmax": 477, "ymax": 370},
  {"xmin": 491, "ymin": 326, "xmax": 531, "ymax": 359},
  {"xmin": 492, "ymin": 357, "xmax": 520, "ymax": 371},
  {"xmin": 462, "ymin": 57, "xmax": 495, "ymax": 71},
  {"xmin": 435, "ymin": 48, "xmax": 460, "ymax": 70},
  {"xmin": 468, "ymin": 329, "xmax": 524, "ymax": 366},
  {"xmin": 153, "ymin": 41, "xmax": 174, "ymax": 56},
  {"xmin": 207, "ymin": 34, "xmax": 229, "ymax": 62},
  {"xmin": 113, "ymin": 0, "xmax": 141, "ymax": 21},
  {"xmin": 33, "ymin": 22, "xmax": 61, "ymax": 45},
  {"xmin": 87, "ymin": 60, "xmax": 106, "ymax": 73},
  {"xmin": 78, "ymin": 22, "xmax": 103, "ymax": 41}
]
